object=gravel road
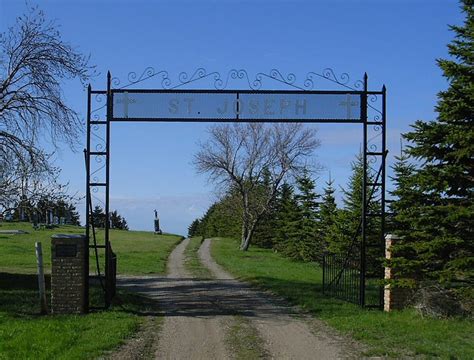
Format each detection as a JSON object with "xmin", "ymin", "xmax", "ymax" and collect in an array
[{"xmin": 117, "ymin": 238, "xmax": 360, "ymax": 359}]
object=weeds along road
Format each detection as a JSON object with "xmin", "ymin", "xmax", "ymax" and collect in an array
[{"xmin": 118, "ymin": 238, "xmax": 360, "ymax": 359}]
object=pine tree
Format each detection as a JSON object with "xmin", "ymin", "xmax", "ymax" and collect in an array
[
  {"xmin": 333, "ymin": 154, "xmax": 378, "ymax": 253},
  {"xmin": 396, "ymin": 1, "xmax": 474, "ymax": 288},
  {"xmin": 389, "ymin": 146, "xmax": 418, "ymax": 234},
  {"xmin": 273, "ymin": 183, "xmax": 300, "ymax": 258},
  {"xmin": 199, "ymin": 203, "xmax": 218, "ymax": 238},
  {"xmin": 197, "ymin": 192, "xmax": 242, "ymax": 240},
  {"xmin": 252, "ymin": 169, "xmax": 278, "ymax": 248},
  {"xmin": 67, "ymin": 203, "xmax": 81, "ymax": 226},
  {"xmin": 91, "ymin": 205, "xmax": 106, "ymax": 228},
  {"xmin": 388, "ymin": 147, "xmax": 421, "ymax": 287},
  {"xmin": 293, "ymin": 171, "xmax": 320, "ymax": 261},
  {"xmin": 319, "ymin": 175, "xmax": 338, "ymax": 261},
  {"xmin": 110, "ymin": 210, "xmax": 129, "ymax": 230},
  {"xmin": 326, "ymin": 154, "xmax": 380, "ymax": 277},
  {"xmin": 341, "ymin": 153, "xmax": 379, "ymax": 222},
  {"xmin": 188, "ymin": 218, "xmax": 201, "ymax": 237},
  {"xmin": 252, "ymin": 203, "xmax": 277, "ymax": 248}
]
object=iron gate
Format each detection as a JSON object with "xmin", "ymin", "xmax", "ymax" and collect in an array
[{"xmin": 85, "ymin": 68, "xmax": 387, "ymax": 308}]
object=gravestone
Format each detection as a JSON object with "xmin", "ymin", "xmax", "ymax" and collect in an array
[{"xmin": 51, "ymin": 234, "xmax": 88, "ymax": 314}]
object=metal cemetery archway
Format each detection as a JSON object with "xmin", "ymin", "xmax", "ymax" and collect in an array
[{"xmin": 85, "ymin": 68, "xmax": 387, "ymax": 309}]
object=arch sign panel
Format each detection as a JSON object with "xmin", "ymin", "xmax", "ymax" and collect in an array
[{"xmin": 112, "ymin": 91, "xmax": 362, "ymax": 122}]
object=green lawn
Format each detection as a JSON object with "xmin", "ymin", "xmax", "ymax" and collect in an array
[
  {"xmin": 108, "ymin": 228, "xmax": 183, "ymax": 275},
  {"xmin": 211, "ymin": 237, "xmax": 474, "ymax": 359},
  {"xmin": 0, "ymin": 222, "xmax": 183, "ymax": 275},
  {"xmin": 0, "ymin": 272, "xmax": 158, "ymax": 360},
  {"xmin": 0, "ymin": 222, "xmax": 182, "ymax": 359}
]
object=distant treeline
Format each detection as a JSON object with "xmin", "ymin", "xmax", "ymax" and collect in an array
[
  {"xmin": 189, "ymin": 154, "xmax": 382, "ymax": 268},
  {"xmin": 6, "ymin": 198, "xmax": 81, "ymax": 226}
]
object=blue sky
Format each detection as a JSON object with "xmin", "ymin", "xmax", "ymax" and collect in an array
[{"xmin": 0, "ymin": 0, "xmax": 463, "ymax": 235}]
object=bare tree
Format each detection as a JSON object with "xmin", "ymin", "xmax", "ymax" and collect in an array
[
  {"xmin": 0, "ymin": 5, "xmax": 94, "ymax": 214},
  {"xmin": 194, "ymin": 123, "xmax": 320, "ymax": 250}
]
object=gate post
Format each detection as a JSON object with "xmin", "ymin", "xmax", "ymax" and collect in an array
[
  {"xmin": 360, "ymin": 73, "xmax": 368, "ymax": 307},
  {"xmin": 51, "ymin": 234, "xmax": 88, "ymax": 314},
  {"xmin": 384, "ymin": 234, "xmax": 411, "ymax": 311},
  {"xmin": 105, "ymin": 71, "xmax": 112, "ymax": 306}
]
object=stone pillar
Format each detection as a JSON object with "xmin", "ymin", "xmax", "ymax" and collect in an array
[
  {"xmin": 384, "ymin": 234, "xmax": 411, "ymax": 311},
  {"xmin": 51, "ymin": 234, "xmax": 88, "ymax": 314}
]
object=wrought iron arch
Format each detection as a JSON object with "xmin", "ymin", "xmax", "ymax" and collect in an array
[{"xmin": 85, "ymin": 67, "xmax": 387, "ymax": 309}]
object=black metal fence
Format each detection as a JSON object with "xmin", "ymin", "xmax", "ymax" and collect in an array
[{"xmin": 322, "ymin": 253, "xmax": 361, "ymax": 305}]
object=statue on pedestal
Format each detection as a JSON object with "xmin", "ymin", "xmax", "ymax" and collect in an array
[{"xmin": 154, "ymin": 209, "xmax": 162, "ymax": 235}]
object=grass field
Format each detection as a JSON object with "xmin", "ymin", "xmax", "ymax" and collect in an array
[
  {"xmin": 0, "ymin": 222, "xmax": 183, "ymax": 275},
  {"xmin": 211, "ymin": 237, "xmax": 474, "ymax": 359},
  {"xmin": 0, "ymin": 222, "xmax": 182, "ymax": 359}
]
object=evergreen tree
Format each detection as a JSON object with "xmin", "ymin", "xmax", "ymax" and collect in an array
[
  {"xmin": 327, "ymin": 154, "xmax": 380, "ymax": 277},
  {"xmin": 199, "ymin": 203, "xmax": 218, "ymax": 238},
  {"xmin": 388, "ymin": 148, "xmax": 421, "ymax": 287},
  {"xmin": 395, "ymin": 1, "xmax": 474, "ymax": 288},
  {"xmin": 273, "ymin": 183, "xmax": 300, "ymax": 258},
  {"xmin": 252, "ymin": 203, "xmax": 277, "ymax": 248},
  {"xmin": 342, "ymin": 153, "xmax": 367, "ymax": 221},
  {"xmin": 91, "ymin": 205, "xmax": 106, "ymax": 228},
  {"xmin": 319, "ymin": 175, "xmax": 338, "ymax": 261},
  {"xmin": 121, "ymin": 217, "xmax": 129, "ymax": 231},
  {"xmin": 329, "ymin": 154, "xmax": 375, "ymax": 254},
  {"xmin": 293, "ymin": 171, "xmax": 320, "ymax": 261},
  {"xmin": 197, "ymin": 191, "xmax": 242, "ymax": 240},
  {"xmin": 67, "ymin": 203, "xmax": 81, "ymax": 226},
  {"xmin": 253, "ymin": 169, "xmax": 278, "ymax": 248},
  {"xmin": 110, "ymin": 210, "xmax": 129, "ymax": 230},
  {"xmin": 389, "ymin": 146, "xmax": 418, "ymax": 234},
  {"xmin": 188, "ymin": 218, "xmax": 201, "ymax": 237}
]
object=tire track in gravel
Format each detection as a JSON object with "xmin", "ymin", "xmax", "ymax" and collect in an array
[
  {"xmin": 118, "ymin": 238, "xmax": 361, "ymax": 359},
  {"xmin": 198, "ymin": 238, "xmax": 361, "ymax": 359},
  {"xmin": 119, "ymin": 238, "xmax": 231, "ymax": 360}
]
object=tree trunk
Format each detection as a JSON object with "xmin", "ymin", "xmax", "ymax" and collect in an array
[
  {"xmin": 240, "ymin": 221, "xmax": 256, "ymax": 251},
  {"xmin": 240, "ymin": 192, "xmax": 250, "ymax": 250},
  {"xmin": 240, "ymin": 221, "xmax": 248, "ymax": 250},
  {"xmin": 240, "ymin": 233, "xmax": 251, "ymax": 251}
]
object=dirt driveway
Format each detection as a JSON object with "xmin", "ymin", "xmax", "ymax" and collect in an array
[{"xmin": 117, "ymin": 238, "xmax": 360, "ymax": 359}]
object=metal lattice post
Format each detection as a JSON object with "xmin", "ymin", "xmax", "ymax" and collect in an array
[
  {"xmin": 360, "ymin": 73, "xmax": 368, "ymax": 307},
  {"xmin": 105, "ymin": 71, "xmax": 112, "ymax": 306},
  {"xmin": 85, "ymin": 84, "xmax": 91, "ymax": 312},
  {"xmin": 380, "ymin": 85, "xmax": 387, "ymax": 309}
]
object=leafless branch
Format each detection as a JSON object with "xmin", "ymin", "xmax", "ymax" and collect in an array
[{"xmin": 194, "ymin": 123, "xmax": 320, "ymax": 250}]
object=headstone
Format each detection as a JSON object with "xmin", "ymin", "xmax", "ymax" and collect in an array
[{"xmin": 32, "ymin": 212, "xmax": 39, "ymax": 229}]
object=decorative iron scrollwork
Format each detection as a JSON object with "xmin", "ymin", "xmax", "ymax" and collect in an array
[
  {"xmin": 304, "ymin": 68, "xmax": 363, "ymax": 91},
  {"xmin": 109, "ymin": 67, "xmax": 369, "ymax": 92}
]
